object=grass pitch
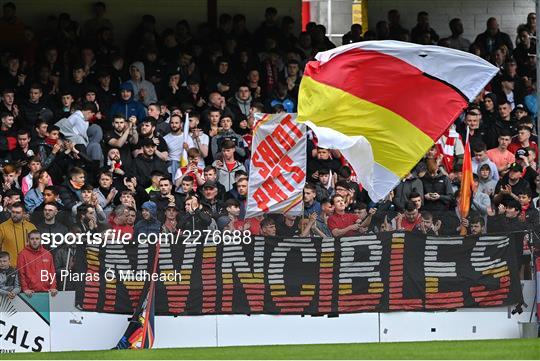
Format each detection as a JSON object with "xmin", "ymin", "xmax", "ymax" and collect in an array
[{"xmin": 3, "ymin": 338, "xmax": 539, "ymax": 359}]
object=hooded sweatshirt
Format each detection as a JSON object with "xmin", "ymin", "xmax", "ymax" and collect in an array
[
  {"xmin": 0, "ymin": 219, "xmax": 37, "ymax": 267},
  {"xmin": 86, "ymin": 124, "xmax": 104, "ymax": 166},
  {"xmin": 477, "ymin": 166, "xmax": 498, "ymax": 196},
  {"xmin": 133, "ymin": 201, "xmax": 161, "ymax": 240},
  {"xmin": 109, "ymin": 82, "xmax": 147, "ymax": 122},
  {"xmin": 128, "ymin": 62, "xmax": 158, "ymax": 106},
  {"xmin": 55, "ymin": 110, "xmax": 89, "ymax": 146},
  {"xmin": 17, "ymin": 244, "xmax": 57, "ymax": 291}
]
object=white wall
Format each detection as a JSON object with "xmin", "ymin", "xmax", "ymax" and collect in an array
[
  {"xmin": 367, "ymin": 0, "xmax": 535, "ymax": 43},
  {"xmin": 13, "ymin": 0, "xmax": 206, "ymax": 50}
]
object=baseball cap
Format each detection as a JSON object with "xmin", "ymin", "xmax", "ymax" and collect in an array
[
  {"xmin": 202, "ymin": 180, "xmax": 218, "ymax": 189},
  {"xmin": 515, "ymin": 104, "xmax": 527, "ymax": 112},
  {"xmin": 140, "ymin": 138, "xmax": 156, "ymax": 147},
  {"xmin": 515, "ymin": 147, "xmax": 529, "ymax": 158},
  {"xmin": 509, "ymin": 162, "xmax": 523, "ymax": 172}
]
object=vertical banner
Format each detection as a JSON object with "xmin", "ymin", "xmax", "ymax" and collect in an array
[{"xmin": 246, "ymin": 113, "xmax": 307, "ymax": 217}]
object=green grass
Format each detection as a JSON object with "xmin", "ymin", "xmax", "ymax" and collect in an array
[{"xmin": 3, "ymin": 339, "xmax": 539, "ymax": 359}]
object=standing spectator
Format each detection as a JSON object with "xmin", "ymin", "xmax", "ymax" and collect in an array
[
  {"xmin": 0, "ymin": 202, "xmax": 37, "ymax": 267},
  {"xmin": 393, "ymin": 170, "xmax": 424, "ymax": 211},
  {"xmin": 109, "ymin": 82, "xmax": 147, "ymax": 122},
  {"xmin": 484, "ymin": 101, "xmax": 518, "ymax": 151},
  {"xmin": 494, "ymin": 163, "xmax": 531, "ymax": 205},
  {"xmin": 133, "ymin": 201, "xmax": 161, "ymax": 241},
  {"xmin": 212, "ymin": 140, "xmax": 246, "ymax": 192},
  {"xmin": 422, "ymin": 159, "xmax": 454, "ymax": 212},
  {"xmin": 132, "ymin": 138, "xmax": 168, "ymax": 188},
  {"xmin": 328, "ymin": 194, "xmax": 361, "ymax": 237},
  {"xmin": 59, "ymin": 167, "xmax": 86, "ymax": 211},
  {"xmin": 164, "ymin": 114, "xmax": 185, "ymax": 179},
  {"xmin": 104, "ymin": 115, "xmax": 139, "ymax": 169},
  {"xmin": 260, "ymin": 217, "xmax": 277, "ymax": 236},
  {"xmin": 56, "ymin": 102, "xmax": 98, "ymax": 147},
  {"xmin": 200, "ymin": 180, "xmax": 226, "ymax": 221},
  {"xmin": 24, "ymin": 170, "xmax": 52, "ymax": 213},
  {"xmin": 486, "ymin": 130, "xmax": 515, "ymax": 176},
  {"xmin": 443, "ymin": 18, "xmax": 471, "ymax": 51},
  {"xmin": 128, "ymin": 62, "xmax": 158, "ymax": 106},
  {"xmin": 178, "ymin": 194, "xmax": 212, "ymax": 232},
  {"xmin": 477, "ymin": 164, "xmax": 498, "ymax": 197},
  {"xmin": 153, "ymin": 177, "xmax": 184, "ymax": 218},
  {"xmin": 472, "ymin": 140, "xmax": 499, "ymax": 181},
  {"xmin": 17, "ymin": 230, "xmax": 57, "ymax": 297},
  {"xmin": 473, "ymin": 17, "xmax": 514, "ymax": 58},
  {"xmin": 133, "ymin": 117, "xmax": 169, "ymax": 161},
  {"xmin": 0, "ymin": 251, "xmax": 19, "ymax": 299},
  {"xmin": 388, "ymin": 9, "xmax": 409, "ymax": 40},
  {"xmin": 20, "ymin": 84, "xmax": 50, "ymax": 130},
  {"xmin": 396, "ymin": 201, "xmax": 422, "ymax": 231},
  {"xmin": 36, "ymin": 202, "xmax": 68, "ymax": 236},
  {"xmin": 210, "ymin": 115, "xmax": 246, "ymax": 159},
  {"xmin": 93, "ymin": 170, "xmax": 118, "ymax": 217},
  {"xmin": 410, "ymin": 11, "xmax": 439, "ymax": 44},
  {"xmin": 508, "ymin": 125, "xmax": 538, "ymax": 160},
  {"xmin": 174, "ymin": 148, "xmax": 205, "ymax": 191}
]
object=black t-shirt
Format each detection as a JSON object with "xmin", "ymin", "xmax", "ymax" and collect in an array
[
  {"xmin": 134, "ymin": 134, "xmax": 168, "ymax": 154},
  {"xmin": 494, "ymin": 176, "xmax": 531, "ymax": 203},
  {"xmin": 103, "ymin": 130, "xmax": 135, "ymax": 168}
]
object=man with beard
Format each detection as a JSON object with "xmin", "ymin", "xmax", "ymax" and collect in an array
[
  {"xmin": 164, "ymin": 113, "xmax": 185, "ymax": 180},
  {"xmin": 36, "ymin": 202, "xmax": 68, "ymax": 237},
  {"xmin": 132, "ymin": 138, "xmax": 168, "ymax": 188},
  {"xmin": 133, "ymin": 117, "xmax": 168, "ymax": 161},
  {"xmin": 0, "ymin": 202, "xmax": 36, "ymax": 266},
  {"xmin": 104, "ymin": 115, "xmax": 139, "ymax": 169}
]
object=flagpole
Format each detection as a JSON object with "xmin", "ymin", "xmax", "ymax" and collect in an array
[{"xmin": 459, "ymin": 126, "xmax": 471, "ymax": 236}]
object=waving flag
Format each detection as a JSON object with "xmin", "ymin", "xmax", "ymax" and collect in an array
[
  {"xmin": 298, "ymin": 41, "xmax": 498, "ymax": 201},
  {"xmin": 459, "ymin": 129, "xmax": 473, "ymax": 235}
]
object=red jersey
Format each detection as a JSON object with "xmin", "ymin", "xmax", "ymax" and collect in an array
[
  {"xmin": 328, "ymin": 213, "xmax": 359, "ymax": 237},
  {"xmin": 233, "ymin": 218, "xmax": 261, "ymax": 235},
  {"xmin": 401, "ymin": 214, "xmax": 421, "ymax": 231},
  {"xmin": 178, "ymin": 165, "xmax": 204, "ymax": 190}
]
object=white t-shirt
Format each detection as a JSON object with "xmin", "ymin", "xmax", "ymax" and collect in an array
[
  {"xmin": 164, "ymin": 133, "xmax": 184, "ymax": 161},
  {"xmin": 186, "ymin": 132, "xmax": 209, "ymax": 168}
]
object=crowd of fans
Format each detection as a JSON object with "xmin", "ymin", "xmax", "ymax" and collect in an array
[{"xmin": 0, "ymin": 2, "xmax": 537, "ymax": 298}]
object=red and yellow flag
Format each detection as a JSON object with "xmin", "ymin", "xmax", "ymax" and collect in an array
[{"xmin": 298, "ymin": 41, "xmax": 498, "ymax": 201}]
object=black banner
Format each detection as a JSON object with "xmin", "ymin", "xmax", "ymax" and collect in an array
[{"xmin": 74, "ymin": 232, "xmax": 523, "ymax": 315}]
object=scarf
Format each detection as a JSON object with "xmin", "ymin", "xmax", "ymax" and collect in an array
[
  {"xmin": 45, "ymin": 137, "xmax": 57, "ymax": 146},
  {"xmin": 70, "ymin": 179, "xmax": 85, "ymax": 190}
]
